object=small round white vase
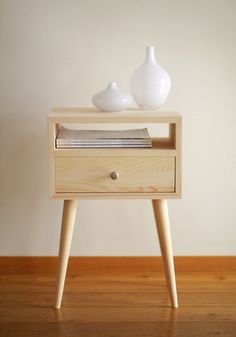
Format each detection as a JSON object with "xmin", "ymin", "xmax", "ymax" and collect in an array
[
  {"xmin": 130, "ymin": 46, "xmax": 171, "ymax": 110},
  {"xmin": 92, "ymin": 82, "xmax": 132, "ymax": 112}
]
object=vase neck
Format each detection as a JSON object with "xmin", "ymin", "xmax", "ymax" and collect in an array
[
  {"xmin": 144, "ymin": 46, "xmax": 156, "ymax": 64},
  {"xmin": 107, "ymin": 82, "xmax": 117, "ymax": 90}
]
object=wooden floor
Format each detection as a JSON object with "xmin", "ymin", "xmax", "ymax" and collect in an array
[{"xmin": 0, "ymin": 271, "xmax": 236, "ymax": 337}]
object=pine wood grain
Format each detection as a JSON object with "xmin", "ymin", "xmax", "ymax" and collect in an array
[
  {"xmin": 50, "ymin": 108, "xmax": 182, "ymax": 123},
  {"xmin": 55, "ymin": 156, "xmax": 175, "ymax": 193},
  {"xmin": 48, "ymin": 110, "xmax": 182, "ymax": 199}
]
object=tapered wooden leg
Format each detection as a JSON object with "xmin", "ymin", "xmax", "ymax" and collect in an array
[
  {"xmin": 55, "ymin": 200, "xmax": 78, "ymax": 309},
  {"xmin": 152, "ymin": 199, "xmax": 178, "ymax": 308}
]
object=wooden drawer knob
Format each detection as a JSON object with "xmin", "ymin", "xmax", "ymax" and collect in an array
[{"xmin": 110, "ymin": 171, "xmax": 119, "ymax": 180}]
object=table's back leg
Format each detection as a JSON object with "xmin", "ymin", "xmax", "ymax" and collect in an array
[
  {"xmin": 55, "ymin": 200, "xmax": 78, "ymax": 309},
  {"xmin": 152, "ymin": 199, "xmax": 178, "ymax": 308}
]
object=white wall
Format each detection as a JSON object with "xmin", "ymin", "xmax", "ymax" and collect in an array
[{"xmin": 1, "ymin": 0, "xmax": 236, "ymax": 256}]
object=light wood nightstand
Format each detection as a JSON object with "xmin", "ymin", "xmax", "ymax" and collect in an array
[{"xmin": 48, "ymin": 107, "xmax": 182, "ymax": 309}]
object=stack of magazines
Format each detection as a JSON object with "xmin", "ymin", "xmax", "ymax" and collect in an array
[{"xmin": 56, "ymin": 126, "xmax": 152, "ymax": 148}]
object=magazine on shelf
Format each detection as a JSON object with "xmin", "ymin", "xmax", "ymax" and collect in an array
[{"xmin": 56, "ymin": 126, "xmax": 152, "ymax": 148}]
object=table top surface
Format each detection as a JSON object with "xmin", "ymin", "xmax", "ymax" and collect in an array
[{"xmin": 49, "ymin": 108, "xmax": 182, "ymax": 123}]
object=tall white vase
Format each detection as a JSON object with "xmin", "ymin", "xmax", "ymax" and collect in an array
[{"xmin": 130, "ymin": 46, "xmax": 171, "ymax": 110}]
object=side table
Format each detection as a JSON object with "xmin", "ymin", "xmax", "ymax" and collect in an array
[{"xmin": 48, "ymin": 108, "xmax": 182, "ymax": 309}]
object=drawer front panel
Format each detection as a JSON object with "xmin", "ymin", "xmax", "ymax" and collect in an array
[{"xmin": 55, "ymin": 156, "xmax": 175, "ymax": 193}]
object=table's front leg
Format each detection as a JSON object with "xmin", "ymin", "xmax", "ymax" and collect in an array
[
  {"xmin": 55, "ymin": 200, "xmax": 78, "ymax": 309},
  {"xmin": 152, "ymin": 199, "xmax": 178, "ymax": 308}
]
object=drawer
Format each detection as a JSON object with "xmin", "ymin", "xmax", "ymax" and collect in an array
[{"xmin": 55, "ymin": 156, "xmax": 175, "ymax": 193}]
